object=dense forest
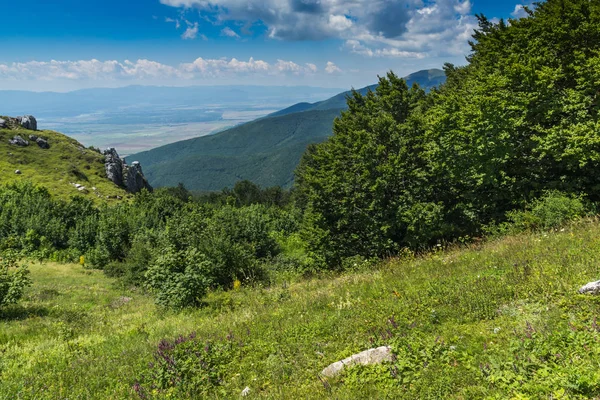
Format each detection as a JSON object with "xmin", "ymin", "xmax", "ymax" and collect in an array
[{"xmin": 2, "ymin": 0, "xmax": 600, "ymax": 309}]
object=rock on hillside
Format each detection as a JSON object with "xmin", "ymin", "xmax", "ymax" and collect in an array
[{"xmin": 103, "ymin": 148, "xmax": 152, "ymax": 194}]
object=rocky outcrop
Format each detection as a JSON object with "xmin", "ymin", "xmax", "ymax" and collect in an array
[
  {"xmin": 103, "ymin": 148, "xmax": 152, "ymax": 194},
  {"xmin": 321, "ymin": 346, "xmax": 394, "ymax": 378},
  {"xmin": 9, "ymin": 136, "xmax": 29, "ymax": 146},
  {"xmin": 0, "ymin": 118, "xmax": 6, "ymax": 129},
  {"xmin": 104, "ymin": 148, "xmax": 125, "ymax": 186},
  {"xmin": 124, "ymin": 161, "xmax": 153, "ymax": 194},
  {"xmin": 17, "ymin": 115, "xmax": 37, "ymax": 131},
  {"xmin": 579, "ymin": 280, "xmax": 600, "ymax": 294},
  {"xmin": 36, "ymin": 137, "xmax": 50, "ymax": 149}
]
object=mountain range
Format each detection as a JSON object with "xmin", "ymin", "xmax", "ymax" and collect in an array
[{"xmin": 131, "ymin": 69, "xmax": 447, "ymax": 191}]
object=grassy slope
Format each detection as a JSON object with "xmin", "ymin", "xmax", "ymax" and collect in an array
[
  {"xmin": 0, "ymin": 126, "xmax": 128, "ymax": 202},
  {"xmin": 133, "ymin": 109, "xmax": 340, "ymax": 190},
  {"xmin": 3, "ymin": 220, "xmax": 600, "ymax": 398}
]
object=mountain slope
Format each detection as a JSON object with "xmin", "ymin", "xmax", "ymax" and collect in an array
[
  {"xmin": 131, "ymin": 69, "xmax": 447, "ymax": 191},
  {"xmin": 133, "ymin": 109, "xmax": 340, "ymax": 190},
  {"xmin": 270, "ymin": 69, "xmax": 446, "ymax": 117},
  {"xmin": 0, "ymin": 120, "xmax": 128, "ymax": 201}
]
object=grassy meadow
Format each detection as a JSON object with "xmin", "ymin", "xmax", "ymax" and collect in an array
[
  {"xmin": 0, "ymin": 126, "xmax": 128, "ymax": 203},
  {"xmin": 2, "ymin": 219, "xmax": 600, "ymax": 398}
]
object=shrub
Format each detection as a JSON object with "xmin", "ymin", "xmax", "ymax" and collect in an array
[
  {"xmin": 145, "ymin": 248, "xmax": 212, "ymax": 308},
  {"xmin": 0, "ymin": 250, "xmax": 32, "ymax": 308},
  {"xmin": 507, "ymin": 191, "xmax": 587, "ymax": 231},
  {"xmin": 135, "ymin": 333, "xmax": 235, "ymax": 398}
]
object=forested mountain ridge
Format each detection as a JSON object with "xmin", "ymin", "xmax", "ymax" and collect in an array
[{"xmin": 130, "ymin": 69, "xmax": 446, "ymax": 191}]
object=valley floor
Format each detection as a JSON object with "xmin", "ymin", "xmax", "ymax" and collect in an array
[{"xmin": 2, "ymin": 220, "xmax": 600, "ymax": 398}]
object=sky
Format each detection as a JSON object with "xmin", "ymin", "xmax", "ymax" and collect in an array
[{"xmin": 0, "ymin": 0, "xmax": 533, "ymax": 92}]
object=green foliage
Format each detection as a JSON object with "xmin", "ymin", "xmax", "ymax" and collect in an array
[
  {"xmin": 0, "ymin": 127, "xmax": 128, "ymax": 203},
  {"xmin": 507, "ymin": 191, "xmax": 588, "ymax": 231},
  {"xmin": 136, "ymin": 333, "xmax": 235, "ymax": 398},
  {"xmin": 145, "ymin": 248, "xmax": 212, "ymax": 309},
  {"xmin": 297, "ymin": 0, "xmax": 600, "ymax": 268},
  {"xmin": 0, "ymin": 250, "xmax": 31, "ymax": 308}
]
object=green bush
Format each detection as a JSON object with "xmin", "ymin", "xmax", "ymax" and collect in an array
[
  {"xmin": 145, "ymin": 248, "xmax": 212, "ymax": 308},
  {"xmin": 0, "ymin": 250, "xmax": 32, "ymax": 308},
  {"xmin": 135, "ymin": 333, "xmax": 235, "ymax": 398},
  {"xmin": 507, "ymin": 191, "xmax": 587, "ymax": 231}
]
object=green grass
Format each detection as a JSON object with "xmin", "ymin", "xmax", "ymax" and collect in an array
[
  {"xmin": 3, "ymin": 220, "xmax": 600, "ymax": 398},
  {"xmin": 0, "ymin": 126, "xmax": 128, "ymax": 203}
]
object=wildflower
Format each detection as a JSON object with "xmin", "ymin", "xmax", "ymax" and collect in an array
[
  {"xmin": 233, "ymin": 279, "xmax": 241, "ymax": 290},
  {"xmin": 241, "ymin": 386, "xmax": 251, "ymax": 396},
  {"xmin": 79, "ymin": 255, "xmax": 85, "ymax": 266}
]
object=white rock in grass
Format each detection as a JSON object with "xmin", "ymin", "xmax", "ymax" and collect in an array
[
  {"xmin": 321, "ymin": 346, "xmax": 393, "ymax": 378},
  {"xmin": 579, "ymin": 280, "xmax": 600, "ymax": 294}
]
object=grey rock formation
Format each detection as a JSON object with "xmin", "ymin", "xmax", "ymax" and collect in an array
[
  {"xmin": 0, "ymin": 118, "xmax": 6, "ymax": 129},
  {"xmin": 15, "ymin": 170, "xmax": 21, "ymax": 175},
  {"xmin": 579, "ymin": 280, "xmax": 600, "ymax": 294},
  {"xmin": 103, "ymin": 148, "xmax": 152, "ymax": 193},
  {"xmin": 36, "ymin": 137, "xmax": 50, "ymax": 149},
  {"xmin": 29, "ymin": 134, "xmax": 38, "ymax": 141},
  {"xmin": 17, "ymin": 115, "xmax": 37, "ymax": 131},
  {"xmin": 104, "ymin": 148, "xmax": 124, "ymax": 186},
  {"xmin": 321, "ymin": 346, "xmax": 393, "ymax": 378},
  {"xmin": 125, "ymin": 161, "xmax": 153, "ymax": 194},
  {"xmin": 9, "ymin": 136, "xmax": 29, "ymax": 146}
]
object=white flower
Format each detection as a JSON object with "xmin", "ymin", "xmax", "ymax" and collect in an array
[{"xmin": 241, "ymin": 386, "xmax": 250, "ymax": 397}]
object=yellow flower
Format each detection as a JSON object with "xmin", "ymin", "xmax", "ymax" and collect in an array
[
  {"xmin": 79, "ymin": 256, "xmax": 85, "ymax": 266},
  {"xmin": 233, "ymin": 279, "xmax": 241, "ymax": 290}
]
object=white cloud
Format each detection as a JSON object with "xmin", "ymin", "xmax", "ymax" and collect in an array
[
  {"xmin": 305, "ymin": 63, "xmax": 317, "ymax": 73},
  {"xmin": 221, "ymin": 27, "xmax": 240, "ymax": 38},
  {"xmin": 182, "ymin": 22, "xmax": 199, "ymax": 39},
  {"xmin": 165, "ymin": 17, "xmax": 181, "ymax": 29},
  {"xmin": 325, "ymin": 61, "xmax": 341, "ymax": 74},
  {"xmin": 511, "ymin": 4, "xmax": 532, "ymax": 19},
  {"xmin": 160, "ymin": 0, "xmax": 478, "ymax": 58},
  {"xmin": 0, "ymin": 57, "xmax": 329, "ymax": 82},
  {"xmin": 344, "ymin": 40, "xmax": 425, "ymax": 58}
]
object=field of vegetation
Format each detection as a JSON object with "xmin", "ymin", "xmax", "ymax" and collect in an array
[
  {"xmin": 2, "ymin": 219, "xmax": 600, "ymax": 399},
  {"xmin": 0, "ymin": 124, "xmax": 127, "ymax": 202},
  {"xmin": 2, "ymin": 1, "xmax": 600, "ymax": 398}
]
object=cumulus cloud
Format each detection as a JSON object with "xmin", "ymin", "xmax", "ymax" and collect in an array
[
  {"xmin": 0, "ymin": 57, "xmax": 325, "ymax": 82},
  {"xmin": 325, "ymin": 61, "xmax": 341, "ymax": 74},
  {"xmin": 511, "ymin": 4, "xmax": 532, "ymax": 19},
  {"xmin": 221, "ymin": 27, "xmax": 240, "ymax": 38},
  {"xmin": 159, "ymin": 0, "xmax": 477, "ymax": 58},
  {"xmin": 182, "ymin": 22, "xmax": 199, "ymax": 39}
]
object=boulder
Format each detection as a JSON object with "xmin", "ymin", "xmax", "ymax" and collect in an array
[
  {"xmin": 0, "ymin": 118, "xmax": 6, "ymax": 129},
  {"xmin": 17, "ymin": 115, "xmax": 37, "ymax": 131},
  {"xmin": 104, "ymin": 148, "xmax": 124, "ymax": 186},
  {"xmin": 321, "ymin": 346, "xmax": 393, "ymax": 378},
  {"xmin": 9, "ymin": 136, "xmax": 29, "ymax": 146},
  {"xmin": 14, "ymin": 170, "xmax": 21, "ymax": 175},
  {"xmin": 124, "ymin": 161, "xmax": 153, "ymax": 194},
  {"xmin": 36, "ymin": 137, "xmax": 50, "ymax": 149},
  {"xmin": 28, "ymin": 134, "xmax": 38, "ymax": 141},
  {"xmin": 579, "ymin": 280, "xmax": 600, "ymax": 294}
]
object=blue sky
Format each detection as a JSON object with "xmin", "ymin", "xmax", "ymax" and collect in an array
[{"xmin": 0, "ymin": 0, "xmax": 532, "ymax": 91}]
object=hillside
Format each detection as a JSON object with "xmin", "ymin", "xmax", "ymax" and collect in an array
[
  {"xmin": 3, "ymin": 219, "xmax": 600, "ymax": 398},
  {"xmin": 133, "ymin": 109, "xmax": 341, "ymax": 190},
  {"xmin": 131, "ymin": 69, "xmax": 446, "ymax": 191},
  {"xmin": 271, "ymin": 68, "xmax": 446, "ymax": 117},
  {"xmin": 0, "ymin": 117, "xmax": 128, "ymax": 201}
]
